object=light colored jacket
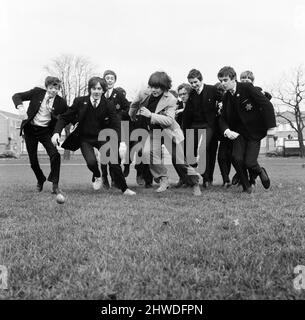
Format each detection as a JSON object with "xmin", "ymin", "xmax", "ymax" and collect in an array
[{"xmin": 129, "ymin": 89, "xmax": 184, "ymax": 143}]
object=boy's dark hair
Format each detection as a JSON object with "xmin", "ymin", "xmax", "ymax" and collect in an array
[
  {"xmin": 187, "ymin": 69, "xmax": 203, "ymax": 81},
  {"xmin": 177, "ymin": 83, "xmax": 192, "ymax": 94},
  {"xmin": 88, "ymin": 77, "xmax": 108, "ymax": 93},
  {"xmin": 217, "ymin": 66, "xmax": 237, "ymax": 80},
  {"xmin": 45, "ymin": 76, "xmax": 61, "ymax": 88},
  {"xmin": 148, "ymin": 71, "xmax": 172, "ymax": 91},
  {"xmin": 103, "ymin": 70, "xmax": 117, "ymax": 81},
  {"xmin": 115, "ymin": 86, "xmax": 126, "ymax": 97}
]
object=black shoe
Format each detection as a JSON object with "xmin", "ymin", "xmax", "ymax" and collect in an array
[
  {"xmin": 259, "ymin": 167, "xmax": 270, "ymax": 189},
  {"xmin": 123, "ymin": 165, "xmax": 130, "ymax": 178},
  {"xmin": 174, "ymin": 179, "xmax": 184, "ymax": 188},
  {"xmin": 250, "ymin": 180, "xmax": 256, "ymax": 188},
  {"xmin": 102, "ymin": 177, "xmax": 110, "ymax": 189},
  {"xmin": 36, "ymin": 178, "xmax": 46, "ymax": 192},
  {"xmin": 232, "ymin": 173, "xmax": 240, "ymax": 185},
  {"xmin": 243, "ymin": 186, "xmax": 253, "ymax": 194},
  {"xmin": 136, "ymin": 174, "xmax": 145, "ymax": 186},
  {"xmin": 51, "ymin": 183, "xmax": 61, "ymax": 195}
]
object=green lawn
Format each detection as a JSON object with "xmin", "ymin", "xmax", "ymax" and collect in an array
[{"xmin": 0, "ymin": 156, "xmax": 305, "ymax": 299}]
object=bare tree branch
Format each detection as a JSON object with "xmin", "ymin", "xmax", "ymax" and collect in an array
[
  {"xmin": 44, "ymin": 54, "xmax": 96, "ymax": 159},
  {"xmin": 273, "ymin": 65, "xmax": 305, "ymax": 157}
]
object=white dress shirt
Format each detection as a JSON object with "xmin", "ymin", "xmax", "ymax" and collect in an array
[
  {"xmin": 90, "ymin": 97, "xmax": 101, "ymax": 107},
  {"xmin": 32, "ymin": 94, "xmax": 54, "ymax": 127},
  {"xmin": 105, "ymin": 88, "xmax": 113, "ymax": 99}
]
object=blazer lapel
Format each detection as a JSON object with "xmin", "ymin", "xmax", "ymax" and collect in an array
[
  {"xmin": 139, "ymin": 91, "xmax": 150, "ymax": 109},
  {"xmin": 79, "ymin": 96, "xmax": 90, "ymax": 122},
  {"xmin": 201, "ymin": 85, "xmax": 209, "ymax": 107},
  {"xmin": 33, "ymin": 90, "xmax": 46, "ymax": 114},
  {"xmin": 235, "ymin": 82, "xmax": 242, "ymax": 114}
]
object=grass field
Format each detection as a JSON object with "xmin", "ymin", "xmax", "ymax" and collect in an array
[{"xmin": 1, "ymin": 156, "xmax": 305, "ymax": 299}]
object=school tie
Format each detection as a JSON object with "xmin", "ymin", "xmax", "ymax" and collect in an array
[
  {"xmin": 105, "ymin": 91, "xmax": 110, "ymax": 99},
  {"xmin": 93, "ymin": 100, "xmax": 98, "ymax": 108}
]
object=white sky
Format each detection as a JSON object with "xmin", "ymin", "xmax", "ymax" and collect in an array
[{"xmin": 1, "ymin": 0, "xmax": 305, "ymax": 112}]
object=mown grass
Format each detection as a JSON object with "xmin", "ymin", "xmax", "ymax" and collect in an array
[{"xmin": 0, "ymin": 157, "xmax": 305, "ymax": 299}]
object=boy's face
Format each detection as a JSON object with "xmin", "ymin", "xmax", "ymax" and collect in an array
[
  {"xmin": 104, "ymin": 74, "xmax": 116, "ymax": 89},
  {"xmin": 178, "ymin": 88, "xmax": 189, "ymax": 103},
  {"xmin": 218, "ymin": 76, "xmax": 236, "ymax": 92},
  {"xmin": 188, "ymin": 77, "xmax": 202, "ymax": 92},
  {"xmin": 90, "ymin": 82, "xmax": 104, "ymax": 100},
  {"xmin": 46, "ymin": 84, "xmax": 60, "ymax": 98},
  {"xmin": 150, "ymin": 87, "xmax": 163, "ymax": 97},
  {"xmin": 240, "ymin": 77, "xmax": 253, "ymax": 83}
]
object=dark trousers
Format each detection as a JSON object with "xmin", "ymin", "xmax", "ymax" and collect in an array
[
  {"xmin": 100, "ymin": 152, "xmax": 118, "ymax": 183},
  {"xmin": 189, "ymin": 125, "xmax": 214, "ymax": 182},
  {"xmin": 171, "ymin": 141, "xmax": 199, "ymax": 186},
  {"xmin": 123, "ymin": 119, "xmax": 153, "ymax": 185},
  {"xmin": 80, "ymin": 138, "xmax": 128, "ymax": 192},
  {"xmin": 217, "ymin": 139, "xmax": 233, "ymax": 183},
  {"xmin": 131, "ymin": 142, "xmax": 153, "ymax": 185},
  {"xmin": 24, "ymin": 123, "xmax": 60, "ymax": 184},
  {"xmin": 231, "ymin": 135, "xmax": 261, "ymax": 190}
]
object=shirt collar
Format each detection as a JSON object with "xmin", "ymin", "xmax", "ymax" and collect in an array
[
  {"xmin": 107, "ymin": 88, "xmax": 114, "ymax": 98},
  {"xmin": 90, "ymin": 96, "xmax": 101, "ymax": 107},
  {"xmin": 45, "ymin": 93, "xmax": 55, "ymax": 101},
  {"xmin": 196, "ymin": 83, "xmax": 204, "ymax": 95},
  {"xmin": 229, "ymin": 82, "xmax": 237, "ymax": 95}
]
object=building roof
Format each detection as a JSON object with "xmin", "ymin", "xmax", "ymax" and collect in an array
[{"xmin": 0, "ymin": 110, "xmax": 20, "ymax": 120}]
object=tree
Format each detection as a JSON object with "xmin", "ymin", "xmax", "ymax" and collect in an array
[
  {"xmin": 272, "ymin": 65, "xmax": 305, "ymax": 157},
  {"xmin": 45, "ymin": 54, "xmax": 96, "ymax": 159}
]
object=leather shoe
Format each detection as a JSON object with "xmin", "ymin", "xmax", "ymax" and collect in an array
[
  {"xmin": 174, "ymin": 179, "xmax": 184, "ymax": 188},
  {"xmin": 259, "ymin": 167, "xmax": 270, "ymax": 189},
  {"xmin": 243, "ymin": 186, "xmax": 253, "ymax": 194},
  {"xmin": 222, "ymin": 181, "xmax": 231, "ymax": 188},
  {"xmin": 36, "ymin": 178, "xmax": 46, "ymax": 192},
  {"xmin": 123, "ymin": 164, "xmax": 130, "ymax": 178},
  {"xmin": 52, "ymin": 183, "xmax": 61, "ymax": 194},
  {"xmin": 136, "ymin": 174, "xmax": 145, "ymax": 186},
  {"xmin": 232, "ymin": 173, "xmax": 240, "ymax": 185}
]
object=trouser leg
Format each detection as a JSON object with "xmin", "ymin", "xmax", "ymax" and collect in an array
[
  {"xmin": 39, "ymin": 132, "xmax": 61, "ymax": 184},
  {"xmin": 23, "ymin": 126, "xmax": 46, "ymax": 183},
  {"xmin": 80, "ymin": 140, "xmax": 101, "ymax": 179},
  {"xmin": 143, "ymin": 134, "xmax": 167, "ymax": 179},
  {"xmin": 244, "ymin": 139, "xmax": 262, "ymax": 180},
  {"xmin": 231, "ymin": 135, "xmax": 250, "ymax": 190},
  {"xmin": 218, "ymin": 139, "xmax": 232, "ymax": 183},
  {"xmin": 169, "ymin": 139, "xmax": 199, "ymax": 186}
]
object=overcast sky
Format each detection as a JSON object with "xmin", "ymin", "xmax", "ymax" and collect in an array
[{"xmin": 1, "ymin": 0, "xmax": 305, "ymax": 112}]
